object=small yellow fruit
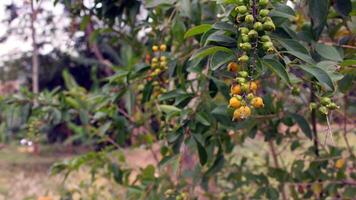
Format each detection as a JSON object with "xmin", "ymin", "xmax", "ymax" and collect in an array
[
  {"xmin": 233, "ymin": 109, "xmax": 242, "ymax": 120},
  {"xmin": 152, "ymin": 45, "xmax": 159, "ymax": 52},
  {"xmin": 239, "ymin": 106, "xmax": 251, "ymax": 119},
  {"xmin": 249, "ymin": 81, "xmax": 258, "ymax": 93},
  {"xmin": 152, "ymin": 58, "xmax": 158, "ymax": 64},
  {"xmin": 160, "ymin": 44, "xmax": 167, "ymax": 51},
  {"xmin": 251, "ymin": 97, "xmax": 264, "ymax": 108},
  {"xmin": 160, "ymin": 56, "xmax": 167, "ymax": 62},
  {"xmin": 227, "ymin": 62, "xmax": 239, "ymax": 72},
  {"xmin": 229, "ymin": 97, "xmax": 242, "ymax": 109},
  {"xmin": 335, "ymin": 158, "xmax": 346, "ymax": 169},
  {"xmin": 231, "ymin": 85, "xmax": 242, "ymax": 95}
]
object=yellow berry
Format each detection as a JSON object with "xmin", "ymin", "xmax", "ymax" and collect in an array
[
  {"xmin": 152, "ymin": 45, "xmax": 159, "ymax": 52},
  {"xmin": 229, "ymin": 97, "xmax": 242, "ymax": 109},
  {"xmin": 160, "ymin": 56, "xmax": 167, "ymax": 62},
  {"xmin": 249, "ymin": 81, "xmax": 258, "ymax": 93},
  {"xmin": 160, "ymin": 44, "xmax": 167, "ymax": 51},
  {"xmin": 152, "ymin": 57, "xmax": 158, "ymax": 63},
  {"xmin": 237, "ymin": 106, "xmax": 251, "ymax": 119},
  {"xmin": 251, "ymin": 97, "xmax": 264, "ymax": 108},
  {"xmin": 335, "ymin": 158, "xmax": 346, "ymax": 169},
  {"xmin": 231, "ymin": 85, "xmax": 242, "ymax": 95}
]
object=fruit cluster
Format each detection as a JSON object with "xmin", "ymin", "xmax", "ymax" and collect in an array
[
  {"xmin": 227, "ymin": 0, "xmax": 275, "ymax": 121},
  {"xmin": 310, "ymin": 97, "xmax": 339, "ymax": 115},
  {"xmin": 235, "ymin": 0, "xmax": 276, "ymax": 63},
  {"xmin": 229, "ymin": 67, "xmax": 264, "ymax": 120},
  {"xmin": 142, "ymin": 44, "xmax": 169, "ymax": 99}
]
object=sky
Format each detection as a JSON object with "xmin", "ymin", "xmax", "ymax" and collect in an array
[{"xmin": 0, "ymin": 0, "xmax": 70, "ymax": 63}]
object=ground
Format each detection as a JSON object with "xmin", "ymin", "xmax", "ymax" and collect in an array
[{"xmin": 0, "ymin": 124, "xmax": 354, "ymax": 200}]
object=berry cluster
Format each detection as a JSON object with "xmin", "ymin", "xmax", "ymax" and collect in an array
[
  {"xmin": 310, "ymin": 97, "xmax": 339, "ymax": 115},
  {"xmin": 229, "ymin": 68, "xmax": 264, "ymax": 120},
  {"xmin": 228, "ymin": 0, "xmax": 275, "ymax": 121},
  {"xmin": 144, "ymin": 44, "xmax": 169, "ymax": 99}
]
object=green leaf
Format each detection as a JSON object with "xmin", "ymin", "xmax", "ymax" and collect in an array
[
  {"xmin": 315, "ymin": 44, "xmax": 343, "ymax": 62},
  {"xmin": 189, "ymin": 46, "xmax": 234, "ymax": 61},
  {"xmin": 340, "ymin": 59, "xmax": 356, "ymax": 67},
  {"xmin": 209, "ymin": 51, "xmax": 235, "ymax": 70},
  {"xmin": 184, "ymin": 24, "xmax": 212, "ymax": 39},
  {"xmin": 145, "ymin": 0, "xmax": 177, "ymax": 8},
  {"xmin": 308, "ymin": 0, "xmax": 329, "ymax": 40},
  {"xmin": 212, "ymin": 22, "xmax": 236, "ymax": 33},
  {"xmin": 196, "ymin": 112, "xmax": 211, "ymax": 126},
  {"xmin": 283, "ymin": 51, "xmax": 315, "ymax": 64},
  {"xmin": 141, "ymin": 82, "xmax": 153, "ymax": 104},
  {"xmin": 159, "ymin": 105, "xmax": 181, "ymax": 114},
  {"xmin": 278, "ymin": 38, "xmax": 310, "ymax": 55},
  {"xmin": 205, "ymin": 32, "xmax": 236, "ymax": 46},
  {"xmin": 261, "ymin": 59, "xmax": 291, "ymax": 85},
  {"xmin": 296, "ymin": 65, "xmax": 335, "ymax": 91},
  {"xmin": 289, "ymin": 113, "xmax": 312, "ymax": 139},
  {"xmin": 193, "ymin": 135, "xmax": 208, "ymax": 165}
]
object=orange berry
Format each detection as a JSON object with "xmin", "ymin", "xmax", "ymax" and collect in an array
[
  {"xmin": 231, "ymin": 85, "xmax": 242, "ymax": 95},
  {"xmin": 229, "ymin": 97, "xmax": 242, "ymax": 109},
  {"xmin": 335, "ymin": 158, "xmax": 346, "ymax": 169},
  {"xmin": 227, "ymin": 62, "xmax": 239, "ymax": 72}
]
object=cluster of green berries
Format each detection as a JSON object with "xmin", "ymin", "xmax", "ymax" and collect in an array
[
  {"xmin": 27, "ymin": 119, "xmax": 41, "ymax": 139},
  {"xmin": 164, "ymin": 189, "xmax": 188, "ymax": 200},
  {"xmin": 310, "ymin": 97, "xmax": 339, "ymax": 115},
  {"xmin": 235, "ymin": 0, "xmax": 276, "ymax": 63}
]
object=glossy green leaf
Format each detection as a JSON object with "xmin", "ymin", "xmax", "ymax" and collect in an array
[
  {"xmin": 296, "ymin": 65, "xmax": 335, "ymax": 91},
  {"xmin": 189, "ymin": 46, "xmax": 234, "ymax": 61},
  {"xmin": 261, "ymin": 59, "xmax": 291, "ymax": 85},
  {"xmin": 212, "ymin": 22, "xmax": 236, "ymax": 33},
  {"xmin": 289, "ymin": 113, "xmax": 312, "ymax": 139},
  {"xmin": 278, "ymin": 38, "xmax": 309, "ymax": 55},
  {"xmin": 184, "ymin": 24, "xmax": 212, "ymax": 38},
  {"xmin": 193, "ymin": 135, "xmax": 208, "ymax": 165},
  {"xmin": 315, "ymin": 43, "xmax": 343, "ymax": 61},
  {"xmin": 308, "ymin": 0, "xmax": 329, "ymax": 40},
  {"xmin": 209, "ymin": 51, "xmax": 235, "ymax": 70}
]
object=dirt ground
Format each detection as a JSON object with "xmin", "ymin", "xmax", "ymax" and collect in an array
[{"xmin": 0, "ymin": 125, "xmax": 354, "ymax": 200}]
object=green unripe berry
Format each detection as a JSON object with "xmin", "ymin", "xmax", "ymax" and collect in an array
[
  {"xmin": 236, "ymin": 77, "xmax": 247, "ymax": 84},
  {"xmin": 241, "ymin": 34, "xmax": 250, "ymax": 42},
  {"xmin": 291, "ymin": 87, "xmax": 300, "ymax": 95},
  {"xmin": 321, "ymin": 97, "xmax": 331, "ymax": 106},
  {"xmin": 259, "ymin": 0, "xmax": 269, "ymax": 7},
  {"xmin": 253, "ymin": 22, "xmax": 263, "ymax": 31},
  {"xmin": 236, "ymin": 6, "xmax": 248, "ymax": 14},
  {"xmin": 238, "ymin": 71, "xmax": 249, "ymax": 78},
  {"xmin": 235, "ymin": 95, "xmax": 243, "ymax": 101},
  {"xmin": 245, "ymin": 14, "xmax": 254, "ymax": 23},
  {"xmin": 309, "ymin": 103, "xmax": 317, "ymax": 110},
  {"xmin": 247, "ymin": 93, "xmax": 254, "ymax": 101},
  {"xmin": 259, "ymin": 9, "xmax": 270, "ymax": 17},
  {"xmin": 326, "ymin": 102, "xmax": 338, "ymax": 110},
  {"xmin": 261, "ymin": 35, "xmax": 271, "ymax": 42},
  {"xmin": 319, "ymin": 106, "xmax": 328, "ymax": 115},
  {"xmin": 262, "ymin": 41, "xmax": 273, "ymax": 50},
  {"xmin": 248, "ymin": 30, "xmax": 258, "ymax": 39},
  {"xmin": 241, "ymin": 83, "xmax": 249, "ymax": 92},
  {"xmin": 262, "ymin": 17, "xmax": 273, "ymax": 22},
  {"xmin": 263, "ymin": 21, "xmax": 275, "ymax": 31},
  {"xmin": 238, "ymin": 55, "xmax": 249, "ymax": 63},
  {"xmin": 240, "ymin": 42, "xmax": 252, "ymax": 51},
  {"xmin": 239, "ymin": 27, "xmax": 249, "ymax": 34}
]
